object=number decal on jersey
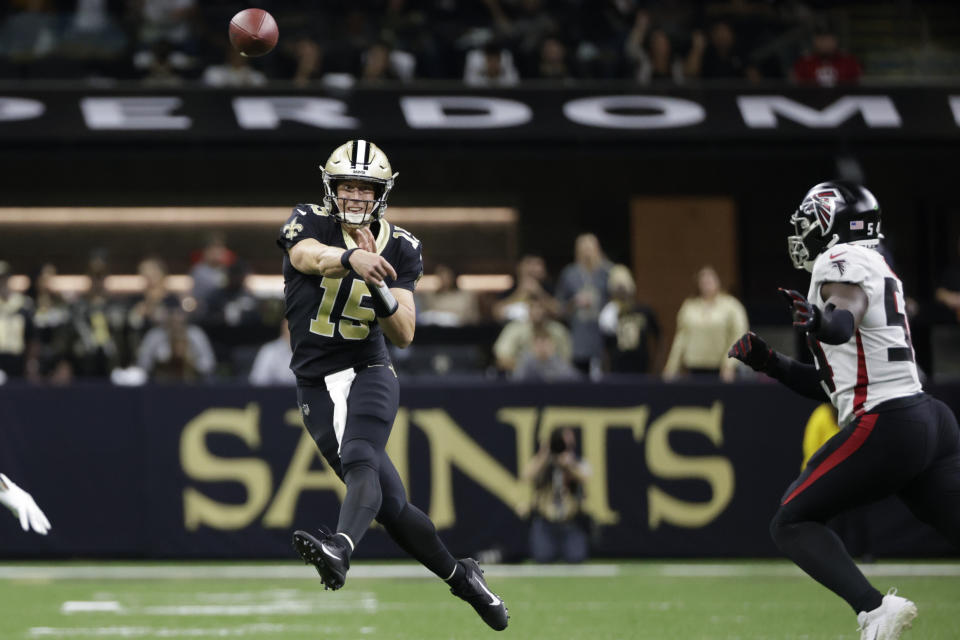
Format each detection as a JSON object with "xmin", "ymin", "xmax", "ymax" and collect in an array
[
  {"xmin": 883, "ymin": 277, "xmax": 914, "ymax": 362},
  {"xmin": 309, "ymin": 277, "xmax": 374, "ymax": 340},
  {"xmin": 339, "ymin": 279, "xmax": 375, "ymax": 340},
  {"xmin": 392, "ymin": 227, "xmax": 420, "ymax": 249},
  {"xmin": 308, "ymin": 204, "xmax": 329, "ymax": 217},
  {"xmin": 806, "ymin": 334, "xmax": 836, "ymax": 393},
  {"xmin": 309, "ymin": 277, "xmax": 339, "ymax": 337}
]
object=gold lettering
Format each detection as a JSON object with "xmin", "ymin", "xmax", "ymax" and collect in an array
[
  {"xmin": 411, "ymin": 408, "xmax": 537, "ymax": 529},
  {"xmin": 539, "ymin": 407, "xmax": 649, "ymax": 525},
  {"xmin": 262, "ymin": 409, "xmax": 345, "ymax": 527},
  {"xmin": 646, "ymin": 402, "xmax": 734, "ymax": 529},
  {"xmin": 181, "ymin": 404, "xmax": 272, "ymax": 531}
]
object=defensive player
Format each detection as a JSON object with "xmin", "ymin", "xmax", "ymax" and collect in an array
[
  {"xmin": 728, "ymin": 181, "xmax": 960, "ymax": 640},
  {"xmin": 0, "ymin": 473, "xmax": 50, "ymax": 534},
  {"xmin": 277, "ymin": 140, "xmax": 508, "ymax": 631}
]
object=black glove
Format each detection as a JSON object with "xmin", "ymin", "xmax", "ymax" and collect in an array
[
  {"xmin": 728, "ymin": 332, "xmax": 773, "ymax": 372},
  {"xmin": 778, "ymin": 287, "xmax": 821, "ymax": 332}
]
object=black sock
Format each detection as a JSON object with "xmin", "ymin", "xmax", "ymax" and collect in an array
[
  {"xmin": 337, "ymin": 466, "xmax": 381, "ymax": 553},
  {"xmin": 383, "ymin": 503, "xmax": 460, "ymax": 580}
]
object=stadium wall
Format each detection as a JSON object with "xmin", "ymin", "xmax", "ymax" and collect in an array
[{"xmin": 0, "ymin": 380, "xmax": 956, "ymax": 559}]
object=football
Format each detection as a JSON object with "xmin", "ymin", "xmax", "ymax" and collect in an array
[{"xmin": 228, "ymin": 8, "xmax": 278, "ymax": 57}]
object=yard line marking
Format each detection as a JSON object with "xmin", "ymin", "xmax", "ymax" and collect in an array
[
  {"xmin": 0, "ymin": 563, "xmax": 620, "ymax": 581},
  {"xmin": 657, "ymin": 563, "xmax": 960, "ymax": 578},
  {"xmin": 29, "ymin": 623, "xmax": 298, "ymax": 637},
  {"xmin": 61, "ymin": 601, "xmax": 122, "ymax": 614}
]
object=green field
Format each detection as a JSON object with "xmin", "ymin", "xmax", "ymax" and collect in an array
[{"xmin": 2, "ymin": 561, "xmax": 959, "ymax": 639}]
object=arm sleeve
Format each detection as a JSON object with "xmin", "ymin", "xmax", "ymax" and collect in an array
[{"xmin": 766, "ymin": 351, "xmax": 831, "ymax": 402}]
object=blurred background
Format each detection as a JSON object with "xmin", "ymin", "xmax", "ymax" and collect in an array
[{"xmin": 1, "ymin": 0, "xmax": 960, "ymax": 563}]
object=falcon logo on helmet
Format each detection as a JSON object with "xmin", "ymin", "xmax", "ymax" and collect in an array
[
  {"xmin": 788, "ymin": 180, "xmax": 881, "ymax": 272},
  {"xmin": 320, "ymin": 139, "xmax": 399, "ymax": 227}
]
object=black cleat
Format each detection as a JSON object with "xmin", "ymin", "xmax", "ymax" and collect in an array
[
  {"xmin": 450, "ymin": 558, "xmax": 509, "ymax": 631},
  {"xmin": 292, "ymin": 528, "xmax": 350, "ymax": 591}
]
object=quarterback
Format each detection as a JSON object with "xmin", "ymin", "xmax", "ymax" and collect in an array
[
  {"xmin": 729, "ymin": 181, "xmax": 960, "ymax": 640},
  {"xmin": 277, "ymin": 140, "xmax": 508, "ymax": 631}
]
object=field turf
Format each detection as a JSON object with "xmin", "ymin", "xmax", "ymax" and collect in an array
[{"xmin": 1, "ymin": 561, "xmax": 958, "ymax": 639}]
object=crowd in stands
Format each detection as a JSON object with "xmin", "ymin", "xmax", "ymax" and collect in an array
[
  {"xmin": 3, "ymin": 225, "xmax": 960, "ymax": 385},
  {"xmin": 0, "ymin": 0, "xmax": 878, "ymax": 86}
]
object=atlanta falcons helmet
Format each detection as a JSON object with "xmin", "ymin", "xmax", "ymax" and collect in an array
[
  {"xmin": 788, "ymin": 180, "xmax": 882, "ymax": 271},
  {"xmin": 320, "ymin": 139, "xmax": 398, "ymax": 226}
]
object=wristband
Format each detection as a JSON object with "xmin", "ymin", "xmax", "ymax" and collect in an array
[
  {"xmin": 340, "ymin": 248, "xmax": 358, "ymax": 272},
  {"xmin": 370, "ymin": 282, "xmax": 399, "ymax": 317}
]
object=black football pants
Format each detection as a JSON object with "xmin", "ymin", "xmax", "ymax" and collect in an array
[
  {"xmin": 770, "ymin": 394, "xmax": 960, "ymax": 613},
  {"xmin": 296, "ymin": 364, "xmax": 458, "ymax": 579}
]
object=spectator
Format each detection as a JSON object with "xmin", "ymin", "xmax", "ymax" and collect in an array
[
  {"xmin": 493, "ymin": 293, "xmax": 571, "ymax": 374},
  {"xmin": 0, "ymin": 0, "xmax": 59, "ymax": 64},
  {"xmin": 58, "ymin": 0, "xmax": 128, "ymax": 61},
  {"xmin": 512, "ymin": 326, "xmax": 581, "ymax": 382},
  {"xmin": 464, "ymin": 41, "xmax": 519, "ymax": 86},
  {"xmin": 199, "ymin": 260, "xmax": 269, "ymax": 376},
  {"xmin": 134, "ymin": 0, "xmax": 198, "ymax": 51},
  {"xmin": 792, "ymin": 27, "xmax": 862, "ymax": 87},
  {"xmin": 0, "ymin": 261, "xmax": 35, "ymax": 381},
  {"xmin": 663, "ymin": 265, "xmax": 749, "ymax": 382},
  {"xmin": 556, "ymin": 233, "xmax": 612, "ymax": 376},
  {"xmin": 934, "ymin": 234, "xmax": 960, "ymax": 323},
  {"xmin": 137, "ymin": 300, "xmax": 215, "ymax": 382},
  {"xmin": 202, "ymin": 46, "xmax": 268, "ymax": 87},
  {"xmin": 417, "ymin": 264, "xmax": 480, "ymax": 327},
  {"xmin": 361, "ymin": 39, "xmax": 416, "ymax": 83},
  {"xmin": 249, "ymin": 319, "xmax": 296, "ymax": 386},
  {"xmin": 27, "ymin": 263, "xmax": 73, "ymax": 384},
  {"xmin": 625, "ymin": 11, "xmax": 698, "ymax": 84},
  {"xmin": 69, "ymin": 253, "xmax": 127, "ymax": 378},
  {"xmin": 126, "ymin": 257, "xmax": 180, "ymax": 365},
  {"xmin": 535, "ymin": 37, "xmax": 571, "ymax": 81},
  {"xmin": 523, "ymin": 428, "xmax": 591, "ymax": 563},
  {"xmin": 493, "ymin": 255, "xmax": 556, "ymax": 323},
  {"xmin": 598, "ymin": 265, "xmax": 660, "ymax": 374},
  {"xmin": 689, "ymin": 21, "xmax": 750, "ymax": 80},
  {"xmin": 136, "ymin": 39, "xmax": 191, "ymax": 86},
  {"xmin": 190, "ymin": 232, "xmax": 233, "ymax": 310}
]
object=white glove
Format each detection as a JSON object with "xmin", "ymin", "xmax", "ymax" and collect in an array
[{"xmin": 0, "ymin": 473, "xmax": 51, "ymax": 535}]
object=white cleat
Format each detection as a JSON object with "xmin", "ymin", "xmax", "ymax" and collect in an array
[{"xmin": 857, "ymin": 589, "xmax": 918, "ymax": 640}]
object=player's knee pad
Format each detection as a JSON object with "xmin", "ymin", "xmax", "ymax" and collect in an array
[{"xmin": 340, "ymin": 438, "xmax": 380, "ymax": 475}]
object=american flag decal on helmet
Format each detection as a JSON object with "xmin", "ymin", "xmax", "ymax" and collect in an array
[{"xmin": 800, "ymin": 188, "xmax": 843, "ymax": 231}]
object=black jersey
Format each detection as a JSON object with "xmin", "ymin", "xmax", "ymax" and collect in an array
[{"xmin": 277, "ymin": 203, "xmax": 423, "ymax": 381}]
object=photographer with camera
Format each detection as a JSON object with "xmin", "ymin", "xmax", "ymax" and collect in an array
[{"xmin": 523, "ymin": 428, "xmax": 591, "ymax": 563}]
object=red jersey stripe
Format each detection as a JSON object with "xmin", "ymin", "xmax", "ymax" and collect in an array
[
  {"xmin": 852, "ymin": 330, "xmax": 868, "ymax": 416},
  {"xmin": 782, "ymin": 413, "xmax": 879, "ymax": 505}
]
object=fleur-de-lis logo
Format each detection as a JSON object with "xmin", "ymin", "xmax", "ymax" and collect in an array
[{"xmin": 283, "ymin": 221, "xmax": 303, "ymax": 241}]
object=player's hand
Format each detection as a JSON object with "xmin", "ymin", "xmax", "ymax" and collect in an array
[
  {"xmin": 778, "ymin": 287, "xmax": 821, "ymax": 332},
  {"xmin": 727, "ymin": 332, "xmax": 773, "ymax": 372},
  {"xmin": 348, "ymin": 250, "xmax": 397, "ymax": 287},
  {"xmin": 0, "ymin": 473, "xmax": 51, "ymax": 535},
  {"xmin": 348, "ymin": 225, "xmax": 377, "ymax": 253}
]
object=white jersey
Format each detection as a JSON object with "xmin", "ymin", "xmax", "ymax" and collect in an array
[{"xmin": 807, "ymin": 244, "xmax": 921, "ymax": 425}]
